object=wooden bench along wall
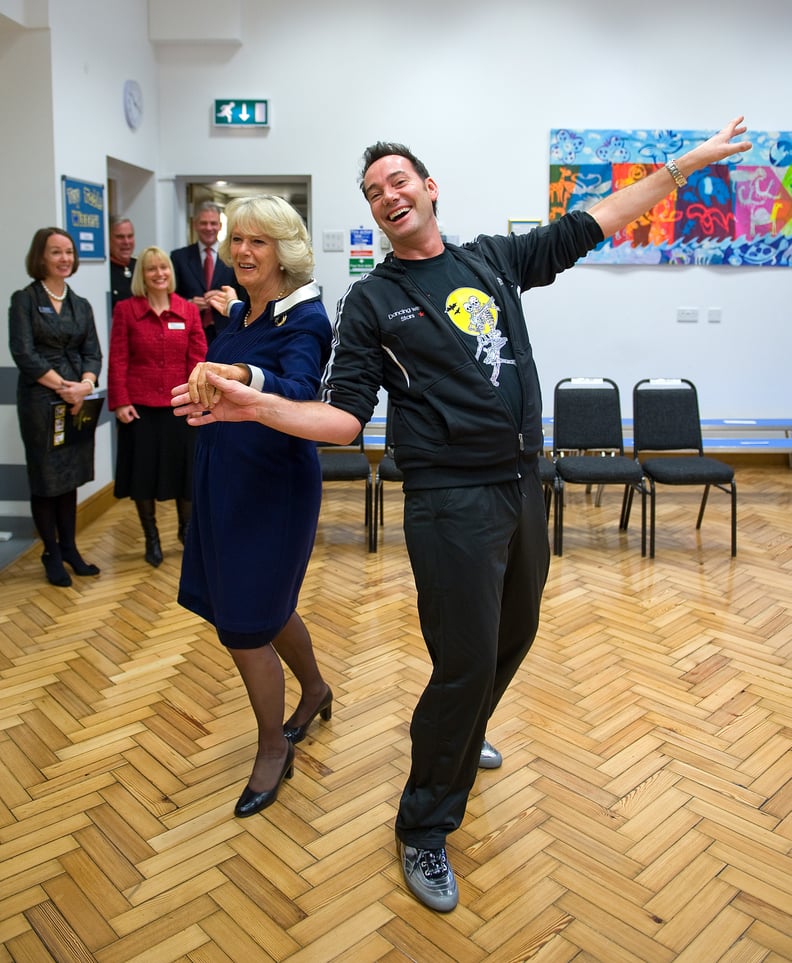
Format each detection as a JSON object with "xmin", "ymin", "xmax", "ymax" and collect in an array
[{"xmin": 364, "ymin": 415, "xmax": 792, "ymax": 463}]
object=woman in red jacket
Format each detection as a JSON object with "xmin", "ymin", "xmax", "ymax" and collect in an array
[{"xmin": 108, "ymin": 246, "xmax": 207, "ymax": 565}]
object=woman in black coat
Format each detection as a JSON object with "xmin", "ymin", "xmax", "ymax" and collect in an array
[{"xmin": 8, "ymin": 227, "xmax": 102, "ymax": 587}]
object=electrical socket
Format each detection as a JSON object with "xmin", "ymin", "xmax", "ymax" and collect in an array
[
  {"xmin": 708, "ymin": 307, "xmax": 722, "ymax": 323},
  {"xmin": 676, "ymin": 307, "xmax": 699, "ymax": 323}
]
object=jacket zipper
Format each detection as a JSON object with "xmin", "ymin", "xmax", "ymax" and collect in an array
[{"xmin": 392, "ymin": 261, "xmax": 528, "ymax": 473}]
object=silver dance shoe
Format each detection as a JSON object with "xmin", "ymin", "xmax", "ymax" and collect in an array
[{"xmin": 478, "ymin": 739, "xmax": 503, "ymax": 769}]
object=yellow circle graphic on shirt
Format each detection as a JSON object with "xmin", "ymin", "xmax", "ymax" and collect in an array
[{"xmin": 445, "ymin": 286, "xmax": 499, "ymax": 337}]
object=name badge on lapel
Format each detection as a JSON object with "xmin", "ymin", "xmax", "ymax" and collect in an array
[
  {"xmin": 168, "ymin": 322, "xmax": 186, "ymax": 330},
  {"xmin": 38, "ymin": 306, "xmax": 55, "ymax": 314}
]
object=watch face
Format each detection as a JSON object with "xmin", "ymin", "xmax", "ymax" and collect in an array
[{"xmin": 123, "ymin": 80, "xmax": 143, "ymax": 130}]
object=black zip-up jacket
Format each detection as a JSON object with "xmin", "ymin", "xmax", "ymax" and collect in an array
[{"xmin": 321, "ymin": 210, "xmax": 603, "ymax": 490}]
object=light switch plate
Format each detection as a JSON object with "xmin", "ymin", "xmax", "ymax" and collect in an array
[{"xmin": 322, "ymin": 230, "xmax": 345, "ymax": 252}]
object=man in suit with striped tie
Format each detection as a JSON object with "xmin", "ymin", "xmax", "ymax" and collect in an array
[{"xmin": 171, "ymin": 201, "xmax": 239, "ymax": 343}]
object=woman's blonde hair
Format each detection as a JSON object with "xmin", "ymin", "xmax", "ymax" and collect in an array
[
  {"xmin": 218, "ymin": 195, "xmax": 314, "ymax": 288},
  {"xmin": 131, "ymin": 246, "xmax": 176, "ymax": 297}
]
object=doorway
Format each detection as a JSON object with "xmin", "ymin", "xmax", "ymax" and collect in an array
[{"xmin": 178, "ymin": 176, "xmax": 311, "ymax": 243}]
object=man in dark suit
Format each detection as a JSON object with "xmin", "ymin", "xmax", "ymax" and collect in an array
[
  {"xmin": 109, "ymin": 215, "xmax": 136, "ymax": 308},
  {"xmin": 171, "ymin": 201, "xmax": 239, "ymax": 342}
]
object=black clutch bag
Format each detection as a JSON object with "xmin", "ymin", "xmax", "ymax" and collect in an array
[{"xmin": 49, "ymin": 396, "xmax": 105, "ymax": 449}]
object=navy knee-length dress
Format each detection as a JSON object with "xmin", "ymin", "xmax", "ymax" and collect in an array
[{"xmin": 178, "ymin": 287, "xmax": 332, "ymax": 638}]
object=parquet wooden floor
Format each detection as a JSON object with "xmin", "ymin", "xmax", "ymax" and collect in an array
[{"xmin": 1, "ymin": 465, "xmax": 791, "ymax": 962}]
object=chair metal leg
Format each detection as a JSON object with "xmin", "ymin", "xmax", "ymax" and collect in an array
[
  {"xmin": 730, "ymin": 481, "xmax": 737, "ymax": 556},
  {"xmin": 371, "ymin": 482, "xmax": 380, "ymax": 552},
  {"xmin": 640, "ymin": 487, "xmax": 647, "ymax": 557},
  {"xmin": 695, "ymin": 484, "xmax": 711, "ymax": 530},
  {"xmin": 646, "ymin": 481, "xmax": 656, "ymax": 558},
  {"xmin": 619, "ymin": 485, "xmax": 634, "ymax": 530},
  {"xmin": 554, "ymin": 478, "xmax": 564, "ymax": 556},
  {"xmin": 366, "ymin": 479, "xmax": 374, "ymax": 552}
]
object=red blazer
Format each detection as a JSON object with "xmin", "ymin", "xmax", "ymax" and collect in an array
[{"xmin": 108, "ymin": 294, "xmax": 207, "ymax": 410}]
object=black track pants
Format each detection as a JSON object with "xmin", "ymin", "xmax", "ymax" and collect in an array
[{"xmin": 396, "ymin": 461, "xmax": 550, "ymax": 849}]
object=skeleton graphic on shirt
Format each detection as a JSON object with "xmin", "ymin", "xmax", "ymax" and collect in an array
[{"xmin": 445, "ymin": 287, "xmax": 516, "ymax": 387}]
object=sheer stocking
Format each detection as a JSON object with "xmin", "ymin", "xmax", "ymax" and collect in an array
[
  {"xmin": 273, "ymin": 612, "xmax": 329, "ymax": 728},
  {"xmin": 230, "ymin": 644, "xmax": 290, "ymax": 793}
]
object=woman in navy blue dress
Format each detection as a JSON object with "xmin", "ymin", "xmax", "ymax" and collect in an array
[{"xmin": 178, "ymin": 195, "xmax": 332, "ymax": 817}]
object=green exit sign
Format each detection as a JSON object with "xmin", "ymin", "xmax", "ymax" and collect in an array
[{"xmin": 213, "ymin": 99, "xmax": 269, "ymax": 127}]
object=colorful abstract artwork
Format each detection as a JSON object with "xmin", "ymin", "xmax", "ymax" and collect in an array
[{"xmin": 549, "ymin": 128, "xmax": 792, "ymax": 267}]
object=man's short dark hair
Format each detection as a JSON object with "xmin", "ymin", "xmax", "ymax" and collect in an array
[
  {"xmin": 359, "ymin": 142, "xmax": 430, "ymax": 184},
  {"xmin": 359, "ymin": 141, "xmax": 437, "ymax": 215}
]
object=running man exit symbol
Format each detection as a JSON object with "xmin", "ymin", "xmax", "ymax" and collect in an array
[{"xmin": 213, "ymin": 100, "xmax": 269, "ymax": 127}]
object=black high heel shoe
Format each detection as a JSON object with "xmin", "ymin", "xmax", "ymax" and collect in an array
[
  {"xmin": 234, "ymin": 742, "xmax": 295, "ymax": 818},
  {"xmin": 60, "ymin": 547, "xmax": 100, "ymax": 576},
  {"xmin": 42, "ymin": 552, "xmax": 71, "ymax": 587},
  {"xmin": 283, "ymin": 686, "xmax": 333, "ymax": 744}
]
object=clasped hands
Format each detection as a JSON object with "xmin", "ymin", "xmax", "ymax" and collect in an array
[
  {"xmin": 204, "ymin": 285, "xmax": 239, "ymax": 316},
  {"xmin": 192, "ymin": 285, "xmax": 238, "ymax": 313},
  {"xmin": 172, "ymin": 362, "xmax": 266, "ymax": 426},
  {"xmin": 183, "ymin": 361, "xmax": 250, "ymax": 410},
  {"xmin": 57, "ymin": 378, "xmax": 93, "ymax": 413}
]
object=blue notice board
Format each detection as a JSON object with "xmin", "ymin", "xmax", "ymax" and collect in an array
[
  {"xmin": 61, "ymin": 176, "xmax": 105, "ymax": 261},
  {"xmin": 350, "ymin": 227, "xmax": 373, "ymax": 247}
]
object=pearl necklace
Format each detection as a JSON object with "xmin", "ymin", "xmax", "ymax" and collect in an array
[
  {"xmin": 243, "ymin": 288, "xmax": 287, "ymax": 328},
  {"xmin": 41, "ymin": 281, "xmax": 68, "ymax": 302}
]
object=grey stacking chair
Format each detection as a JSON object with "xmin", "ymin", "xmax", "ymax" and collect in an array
[
  {"xmin": 552, "ymin": 378, "xmax": 645, "ymax": 556},
  {"xmin": 372, "ymin": 402, "xmax": 404, "ymax": 552},
  {"xmin": 633, "ymin": 378, "xmax": 736, "ymax": 558},
  {"xmin": 317, "ymin": 433, "xmax": 374, "ymax": 552}
]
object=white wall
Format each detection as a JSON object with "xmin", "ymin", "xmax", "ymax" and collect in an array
[
  {"xmin": 46, "ymin": 1, "xmax": 161, "ymax": 500},
  {"xmin": 154, "ymin": 0, "xmax": 791, "ymax": 417},
  {"xmin": 1, "ymin": 0, "xmax": 790, "ymax": 518},
  {"xmin": 0, "ymin": 2, "xmax": 160, "ymax": 514},
  {"xmin": 0, "ymin": 15, "xmax": 55, "ymax": 366},
  {"xmin": 0, "ymin": 15, "xmax": 55, "ymax": 486}
]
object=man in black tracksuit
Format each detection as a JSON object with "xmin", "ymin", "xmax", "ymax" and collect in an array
[
  {"xmin": 175, "ymin": 118, "xmax": 751, "ymax": 912},
  {"xmin": 317, "ymin": 205, "xmax": 603, "ymax": 913}
]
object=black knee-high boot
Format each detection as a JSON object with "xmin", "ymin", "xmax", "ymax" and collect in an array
[
  {"xmin": 176, "ymin": 498, "xmax": 192, "ymax": 545},
  {"xmin": 135, "ymin": 499, "xmax": 163, "ymax": 567},
  {"xmin": 31, "ymin": 494, "xmax": 71, "ymax": 587},
  {"xmin": 56, "ymin": 490, "xmax": 100, "ymax": 576}
]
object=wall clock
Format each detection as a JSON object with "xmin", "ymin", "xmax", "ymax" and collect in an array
[{"xmin": 123, "ymin": 79, "xmax": 143, "ymax": 130}]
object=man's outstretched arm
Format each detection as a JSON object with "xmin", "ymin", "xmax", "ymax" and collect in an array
[
  {"xmin": 172, "ymin": 372, "xmax": 363, "ymax": 445},
  {"xmin": 588, "ymin": 116, "xmax": 751, "ymax": 239}
]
